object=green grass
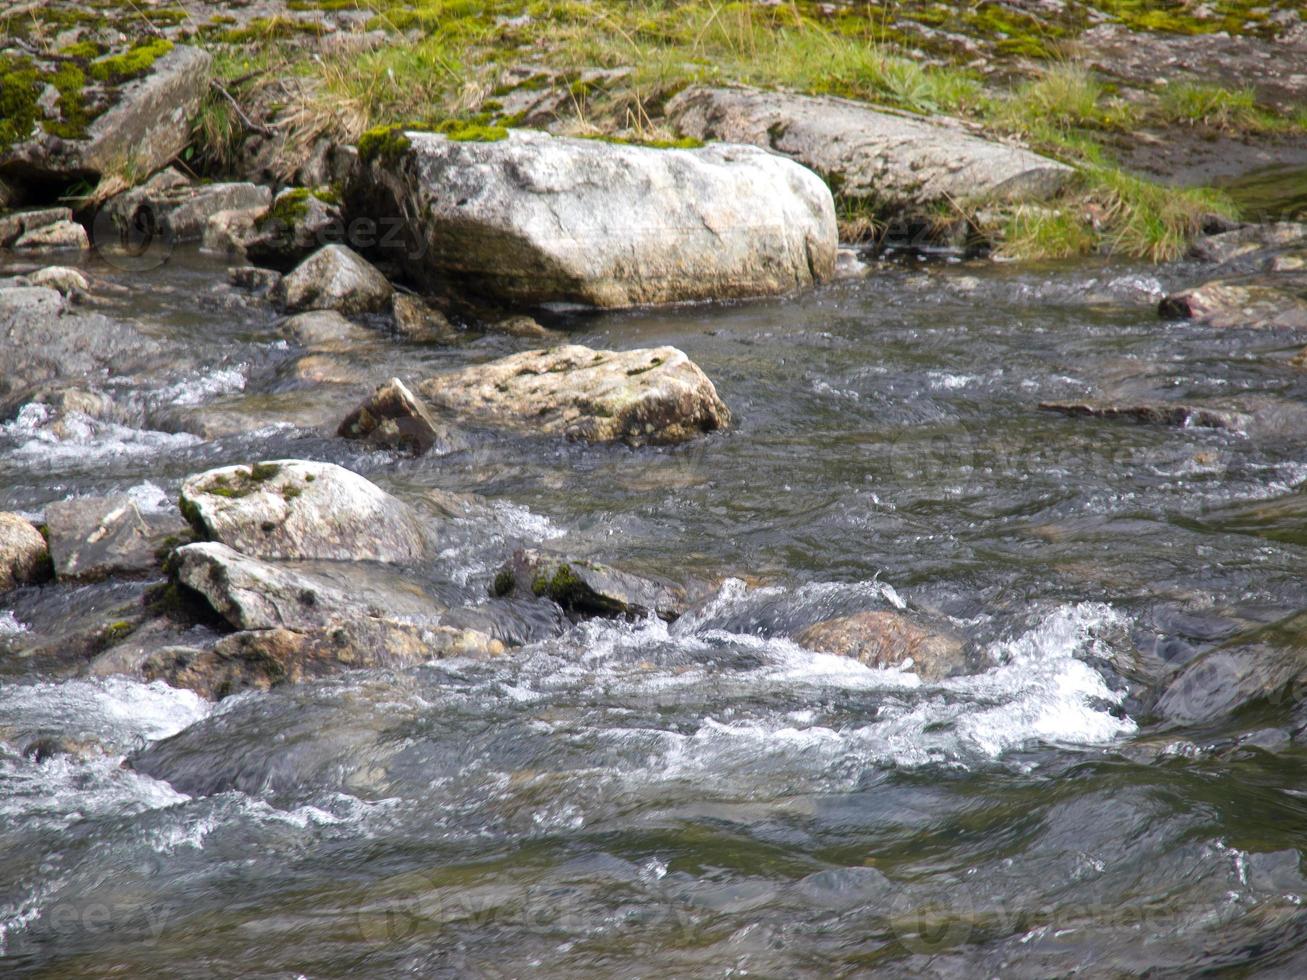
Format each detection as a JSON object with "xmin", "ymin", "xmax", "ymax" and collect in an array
[
  {"xmin": 1155, "ymin": 81, "xmax": 1277, "ymax": 132},
  {"xmin": 188, "ymin": 0, "xmax": 1276, "ymax": 261}
]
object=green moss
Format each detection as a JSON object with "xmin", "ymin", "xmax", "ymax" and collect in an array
[
  {"xmin": 532, "ymin": 563, "xmax": 582, "ymax": 599},
  {"xmin": 178, "ymin": 495, "xmax": 207, "ymax": 537},
  {"xmin": 282, "ymin": 485, "xmax": 302, "ymax": 501},
  {"xmin": 90, "ymin": 38, "xmax": 174, "ymax": 85},
  {"xmin": 358, "ymin": 124, "xmax": 413, "ymax": 163},
  {"xmin": 249, "ymin": 461, "xmax": 282, "ymax": 482},
  {"xmin": 491, "ymin": 568, "xmax": 516, "ymax": 597},
  {"xmin": 60, "ymin": 41, "xmax": 103, "ymax": 60},
  {"xmin": 100, "ymin": 620, "xmax": 136, "ymax": 646},
  {"xmin": 581, "ymin": 133, "xmax": 704, "ymax": 150},
  {"xmin": 47, "ymin": 63, "xmax": 90, "ymax": 140},
  {"xmin": 0, "ymin": 56, "xmax": 41, "ymax": 154},
  {"xmin": 432, "ymin": 118, "xmax": 509, "ymax": 142}
]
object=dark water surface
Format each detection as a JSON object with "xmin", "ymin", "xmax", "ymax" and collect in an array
[{"xmin": 4, "ymin": 248, "xmax": 1307, "ymax": 977}]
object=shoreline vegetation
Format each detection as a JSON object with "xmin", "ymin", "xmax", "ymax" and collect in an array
[{"xmin": 3, "ymin": 0, "xmax": 1306, "ymax": 260}]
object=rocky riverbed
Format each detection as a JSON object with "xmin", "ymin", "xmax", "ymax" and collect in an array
[{"xmin": 4, "ymin": 2, "xmax": 1307, "ymax": 975}]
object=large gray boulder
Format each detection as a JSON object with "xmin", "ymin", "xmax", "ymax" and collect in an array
[
  {"xmin": 666, "ymin": 86, "xmax": 1073, "ymax": 214},
  {"xmin": 0, "ymin": 46, "xmax": 211, "ymax": 191},
  {"xmin": 347, "ymin": 128, "xmax": 836, "ymax": 307},
  {"xmin": 164, "ymin": 541, "xmax": 504, "ymax": 697},
  {"xmin": 0, "ymin": 513, "xmax": 50, "ymax": 594},
  {"xmin": 179, "ymin": 459, "xmax": 431, "ymax": 563},
  {"xmin": 362, "ymin": 344, "xmax": 730, "ymax": 446},
  {"xmin": 272, "ymin": 244, "xmax": 393, "ymax": 314}
]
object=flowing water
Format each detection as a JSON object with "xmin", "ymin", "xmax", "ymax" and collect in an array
[{"xmin": 4, "ymin": 247, "xmax": 1307, "ymax": 977}]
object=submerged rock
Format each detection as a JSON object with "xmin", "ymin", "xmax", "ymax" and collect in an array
[
  {"xmin": 143, "ymin": 623, "xmax": 502, "ymax": 700},
  {"xmin": 272, "ymin": 244, "xmax": 393, "ymax": 315},
  {"xmin": 666, "ymin": 86, "xmax": 1072, "ymax": 213},
  {"xmin": 337, "ymin": 377, "xmax": 464, "ymax": 455},
  {"xmin": 1159, "ymin": 277, "xmax": 1307, "ymax": 329},
  {"xmin": 408, "ymin": 344, "xmax": 730, "ymax": 446},
  {"xmin": 279, "ymin": 309, "xmax": 376, "ymax": 350},
  {"xmin": 391, "ymin": 293, "xmax": 459, "ymax": 343},
  {"xmin": 44, "ymin": 494, "xmax": 187, "ymax": 582},
  {"xmin": 179, "ymin": 459, "xmax": 431, "ymax": 563},
  {"xmin": 0, "ymin": 513, "xmax": 51, "ymax": 594},
  {"xmin": 347, "ymin": 128, "xmax": 836, "ymax": 307},
  {"xmin": 794, "ymin": 610, "xmax": 968, "ymax": 680},
  {"xmin": 1040, "ymin": 401, "xmax": 1249, "ymax": 431},
  {"xmin": 491, "ymin": 548, "xmax": 687, "ymax": 622}
]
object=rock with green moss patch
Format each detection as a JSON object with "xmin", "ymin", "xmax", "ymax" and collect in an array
[
  {"xmin": 492, "ymin": 547, "xmax": 687, "ymax": 622},
  {"xmin": 347, "ymin": 128, "xmax": 836, "ymax": 307},
  {"xmin": 667, "ymin": 87, "xmax": 1072, "ymax": 217},
  {"xmin": 44, "ymin": 493, "xmax": 189, "ymax": 582},
  {"xmin": 0, "ymin": 512, "xmax": 51, "ymax": 594},
  {"xmin": 406, "ymin": 344, "xmax": 730, "ymax": 446},
  {"xmin": 1, "ymin": 45, "xmax": 210, "ymax": 194},
  {"xmin": 272, "ymin": 244, "xmax": 393, "ymax": 315},
  {"xmin": 245, "ymin": 187, "xmax": 345, "ymax": 269},
  {"xmin": 179, "ymin": 459, "xmax": 432, "ymax": 563}
]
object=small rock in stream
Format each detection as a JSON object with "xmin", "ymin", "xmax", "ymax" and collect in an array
[
  {"xmin": 337, "ymin": 377, "xmax": 465, "ymax": 455},
  {"xmin": 793, "ymin": 610, "xmax": 970, "ymax": 681},
  {"xmin": 0, "ymin": 513, "xmax": 52, "ymax": 594},
  {"xmin": 1039, "ymin": 400, "xmax": 1250, "ymax": 431},
  {"xmin": 45, "ymin": 494, "xmax": 189, "ymax": 582},
  {"xmin": 491, "ymin": 548, "xmax": 688, "ymax": 622},
  {"xmin": 272, "ymin": 244, "xmax": 393, "ymax": 315}
]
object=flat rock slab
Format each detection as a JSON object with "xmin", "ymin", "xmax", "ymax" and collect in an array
[
  {"xmin": 400, "ymin": 344, "xmax": 729, "ymax": 446},
  {"xmin": 1082, "ymin": 24, "xmax": 1307, "ymax": 115},
  {"xmin": 1159, "ymin": 276, "xmax": 1307, "ymax": 329},
  {"xmin": 45, "ymin": 494, "xmax": 188, "ymax": 581},
  {"xmin": 666, "ymin": 86, "xmax": 1072, "ymax": 213},
  {"xmin": 348, "ymin": 128, "xmax": 836, "ymax": 307},
  {"xmin": 179, "ymin": 459, "xmax": 431, "ymax": 563}
]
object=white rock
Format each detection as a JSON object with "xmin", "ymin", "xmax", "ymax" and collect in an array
[{"xmin": 349, "ymin": 128, "xmax": 837, "ymax": 307}]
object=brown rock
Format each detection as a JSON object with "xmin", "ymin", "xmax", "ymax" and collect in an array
[{"xmin": 794, "ymin": 611, "xmax": 968, "ymax": 680}]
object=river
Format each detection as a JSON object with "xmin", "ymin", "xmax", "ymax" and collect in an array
[{"xmin": 3, "ymin": 240, "xmax": 1307, "ymax": 976}]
